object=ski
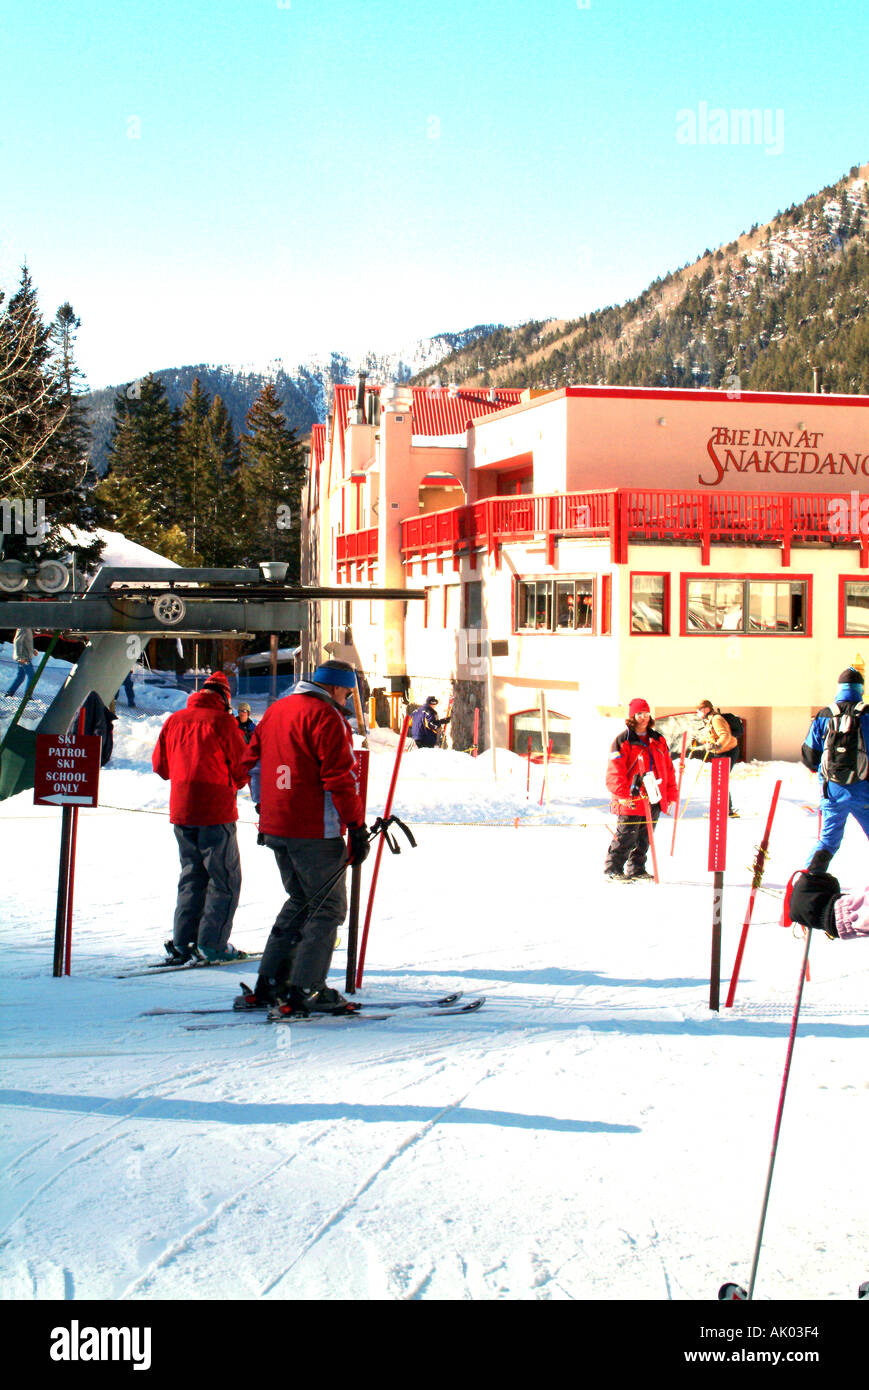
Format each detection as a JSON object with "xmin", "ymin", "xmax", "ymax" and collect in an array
[
  {"xmin": 268, "ymin": 996, "xmax": 484, "ymax": 1024},
  {"xmin": 141, "ymin": 990, "xmax": 465, "ymax": 1018},
  {"xmin": 183, "ymin": 996, "xmax": 485, "ymax": 1030},
  {"xmin": 117, "ymin": 952, "xmax": 262, "ymax": 979}
]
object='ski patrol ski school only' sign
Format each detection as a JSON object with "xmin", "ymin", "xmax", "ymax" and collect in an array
[{"xmin": 34, "ymin": 733, "xmax": 102, "ymax": 807}]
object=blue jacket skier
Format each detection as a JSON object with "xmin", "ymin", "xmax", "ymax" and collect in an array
[
  {"xmin": 801, "ymin": 666, "xmax": 869, "ymax": 871},
  {"xmin": 411, "ymin": 696, "xmax": 449, "ymax": 749}
]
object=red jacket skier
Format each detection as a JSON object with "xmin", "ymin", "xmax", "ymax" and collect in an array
[
  {"xmin": 152, "ymin": 677, "xmax": 250, "ymax": 825},
  {"xmin": 151, "ymin": 671, "xmax": 249, "ymax": 963},
  {"xmin": 604, "ymin": 698, "xmax": 677, "ymax": 882}
]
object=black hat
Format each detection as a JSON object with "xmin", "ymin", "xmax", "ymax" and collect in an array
[
  {"xmin": 426, "ymin": 695, "xmax": 438, "ymax": 705},
  {"xmin": 838, "ymin": 667, "xmax": 864, "ymax": 686}
]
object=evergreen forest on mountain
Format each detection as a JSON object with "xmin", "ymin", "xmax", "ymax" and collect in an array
[{"xmin": 4, "ymin": 163, "xmax": 869, "ymax": 582}]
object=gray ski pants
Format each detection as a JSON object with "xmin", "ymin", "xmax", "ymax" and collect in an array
[
  {"xmin": 258, "ymin": 836, "xmax": 348, "ymax": 994},
  {"xmin": 172, "ymin": 823, "xmax": 242, "ymax": 952}
]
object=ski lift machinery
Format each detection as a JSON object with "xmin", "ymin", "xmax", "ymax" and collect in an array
[{"xmin": 0, "ymin": 560, "xmax": 423, "ymax": 801}]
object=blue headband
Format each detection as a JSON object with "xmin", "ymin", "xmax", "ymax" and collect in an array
[{"xmin": 312, "ymin": 664, "xmax": 357, "ymax": 689}]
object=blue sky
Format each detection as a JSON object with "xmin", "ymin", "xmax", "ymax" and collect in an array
[{"xmin": 2, "ymin": 0, "xmax": 867, "ymax": 388}]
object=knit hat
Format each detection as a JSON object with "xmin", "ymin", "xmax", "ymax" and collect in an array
[
  {"xmin": 202, "ymin": 670, "xmax": 231, "ymax": 708},
  {"xmin": 311, "ymin": 659, "xmax": 357, "ymax": 690},
  {"xmin": 838, "ymin": 667, "xmax": 864, "ymax": 687},
  {"xmin": 628, "ymin": 698, "xmax": 650, "ymax": 719},
  {"xmin": 426, "ymin": 695, "xmax": 438, "ymax": 705},
  {"xmin": 237, "ymin": 702, "xmax": 251, "ymax": 713}
]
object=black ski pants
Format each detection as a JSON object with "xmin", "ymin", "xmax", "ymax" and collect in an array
[
  {"xmin": 605, "ymin": 805, "xmax": 661, "ymax": 877},
  {"xmin": 258, "ymin": 836, "xmax": 348, "ymax": 996},
  {"xmin": 172, "ymin": 823, "xmax": 241, "ymax": 952}
]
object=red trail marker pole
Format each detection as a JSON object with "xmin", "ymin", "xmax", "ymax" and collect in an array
[
  {"xmin": 708, "ymin": 758, "xmax": 729, "ymax": 1011},
  {"xmin": 355, "ymin": 714, "xmax": 411, "ymax": 990},
  {"xmin": 725, "ymin": 779, "xmax": 782, "ymax": 1008},
  {"xmin": 669, "ymin": 731, "xmax": 688, "ymax": 856},
  {"xmin": 526, "ymin": 735, "xmax": 532, "ymax": 800},
  {"xmin": 472, "ymin": 707, "xmax": 480, "ymax": 758}
]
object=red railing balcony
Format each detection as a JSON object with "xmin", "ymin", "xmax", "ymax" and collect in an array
[
  {"xmin": 336, "ymin": 527, "xmax": 378, "ymax": 580},
  {"xmin": 400, "ymin": 489, "xmax": 869, "ymax": 569}
]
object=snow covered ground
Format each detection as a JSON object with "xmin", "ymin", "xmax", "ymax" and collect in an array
[{"xmin": 1, "ymin": 698, "xmax": 867, "ymax": 1314}]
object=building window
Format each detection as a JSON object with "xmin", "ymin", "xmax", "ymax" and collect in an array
[
  {"xmin": 516, "ymin": 578, "xmax": 595, "ymax": 633},
  {"xmin": 684, "ymin": 576, "xmax": 809, "ymax": 634},
  {"xmin": 445, "ymin": 584, "xmax": 460, "ymax": 630},
  {"xmin": 510, "ymin": 708, "xmax": 572, "ymax": 760},
  {"xmin": 841, "ymin": 579, "xmax": 869, "ymax": 635},
  {"xmin": 631, "ymin": 574, "xmax": 669, "ymax": 634},
  {"xmin": 464, "ymin": 581, "xmax": 483, "ymax": 629}
]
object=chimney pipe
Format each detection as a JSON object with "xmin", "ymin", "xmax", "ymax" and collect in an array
[{"xmin": 355, "ymin": 370, "xmax": 367, "ymax": 412}]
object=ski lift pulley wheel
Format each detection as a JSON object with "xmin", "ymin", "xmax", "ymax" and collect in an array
[
  {"xmin": 0, "ymin": 560, "xmax": 28, "ymax": 592},
  {"xmin": 35, "ymin": 560, "xmax": 70, "ymax": 593},
  {"xmin": 153, "ymin": 593, "xmax": 187, "ymax": 626}
]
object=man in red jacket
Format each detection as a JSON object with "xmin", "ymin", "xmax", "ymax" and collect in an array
[
  {"xmin": 152, "ymin": 670, "xmax": 250, "ymax": 962},
  {"xmin": 604, "ymin": 698, "xmax": 678, "ymax": 882},
  {"xmin": 237, "ymin": 659, "xmax": 369, "ymax": 1014}
]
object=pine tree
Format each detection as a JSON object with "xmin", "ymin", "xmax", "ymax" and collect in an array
[
  {"xmin": 41, "ymin": 302, "xmax": 104, "ymax": 572},
  {"xmin": 0, "ymin": 265, "xmax": 60, "ymax": 510},
  {"xmin": 238, "ymin": 384, "xmax": 305, "ymax": 577},
  {"xmin": 206, "ymin": 394, "xmax": 242, "ymax": 565}
]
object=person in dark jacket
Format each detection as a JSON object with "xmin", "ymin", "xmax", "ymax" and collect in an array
[
  {"xmin": 604, "ymin": 698, "xmax": 678, "ymax": 882},
  {"xmin": 801, "ymin": 666, "xmax": 869, "ymax": 872},
  {"xmin": 80, "ymin": 690, "xmax": 116, "ymax": 767},
  {"xmin": 411, "ymin": 695, "xmax": 449, "ymax": 748},
  {"xmin": 237, "ymin": 659, "xmax": 368, "ymax": 1014},
  {"xmin": 152, "ymin": 670, "xmax": 250, "ymax": 963},
  {"xmin": 236, "ymin": 702, "xmax": 260, "ymax": 805}
]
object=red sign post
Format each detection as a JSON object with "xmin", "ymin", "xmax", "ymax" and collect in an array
[
  {"xmin": 35, "ymin": 732, "xmax": 101, "ymax": 977},
  {"xmin": 707, "ymin": 758, "xmax": 729, "ymax": 1011}
]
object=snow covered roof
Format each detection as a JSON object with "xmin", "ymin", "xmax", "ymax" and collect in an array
[{"xmin": 63, "ymin": 527, "xmax": 180, "ymax": 570}]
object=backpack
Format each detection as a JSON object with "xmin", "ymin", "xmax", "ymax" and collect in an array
[
  {"xmin": 819, "ymin": 702, "xmax": 869, "ymax": 786},
  {"xmin": 721, "ymin": 712, "xmax": 744, "ymax": 755}
]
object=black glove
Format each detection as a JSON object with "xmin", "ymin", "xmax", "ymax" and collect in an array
[
  {"xmin": 255, "ymin": 803, "xmax": 261, "ymax": 814},
  {"xmin": 347, "ymin": 823, "xmax": 370, "ymax": 865},
  {"xmin": 788, "ymin": 871, "xmax": 841, "ymax": 937}
]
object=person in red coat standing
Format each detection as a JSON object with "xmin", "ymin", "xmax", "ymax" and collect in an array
[
  {"xmin": 237, "ymin": 658, "xmax": 369, "ymax": 1014},
  {"xmin": 604, "ymin": 698, "xmax": 678, "ymax": 882},
  {"xmin": 152, "ymin": 670, "xmax": 250, "ymax": 962}
]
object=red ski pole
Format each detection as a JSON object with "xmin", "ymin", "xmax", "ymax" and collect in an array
[
  {"xmin": 538, "ymin": 738, "xmax": 552, "ymax": 806},
  {"xmin": 345, "ymin": 749, "xmax": 370, "ymax": 995},
  {"xmin": 64, "ymin": 706, "xmax": 87, "ymax": 976},
  {"xmin": 745, "ymin": 927, "xmax": 812, "ymax": 1299},
  {"xmin": 355, "ymin": 713, "xmax": 411, "ymax": 990},
  {"xmin": 472, "ymin": 707, "xmax": 479, "ymax": 758},
  {"xmin": 670, "ymin": 731, "xmax": 688, "ymax": 856},
  {"xmin": 725, "ymin": 779, "xmax": 782, "ymax": 1008}
]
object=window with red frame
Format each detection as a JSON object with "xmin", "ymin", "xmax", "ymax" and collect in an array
[
  {"xmin": 840, "ymin": 578, "xmax": 869, "ymax": 636},
  {"xmin": 684, "ymin": 577, "xmax": 809, "ymax": 634},
  {"xmin": 515, "ymin": 577, "xmax": 595, "ymax": 633},
  {"xmin": 510, "ymin": 708, "xmax": 571, "ymax": 760},
  {"xmin": 631, "ymin": 573, "xmax": 669, "ymax": 634}
]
